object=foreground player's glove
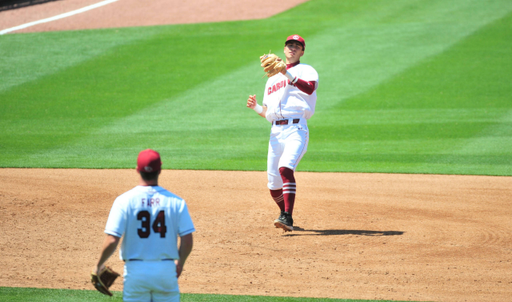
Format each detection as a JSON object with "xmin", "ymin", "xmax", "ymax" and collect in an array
[
  {"xmin": 91, "ymin": 266, "xmax": 120, "ymax": 296},
  {"xmin": 260, "ymin": 53, "xmax": 286, "ymax": 77}
]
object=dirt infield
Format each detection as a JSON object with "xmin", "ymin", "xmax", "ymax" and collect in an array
[
  {"xmin": 1, "ymin": 1, "xmax": 512, "ymax": 302},
  {"xmin": 1, "ymin": 168, "xmax": 511, "ymax": 302}
]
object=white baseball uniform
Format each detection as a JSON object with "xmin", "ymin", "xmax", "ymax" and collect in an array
[
  {"xmin": 262, "ymin": 62, "xmax": 319, "ymax": 190},
  {"xmin": 105, "ymin": 185, "xmax": 195, "ymax": 302}
]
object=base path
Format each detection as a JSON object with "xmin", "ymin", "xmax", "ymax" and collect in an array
[
  {"xmin": 0, "ymin": 168, "xmax": 511, "ymax": 302},
  {"xmin": 0, "ymin": 0, "xmax": 309, "ymax": 33}
]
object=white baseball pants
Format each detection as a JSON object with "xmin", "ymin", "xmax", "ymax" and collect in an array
[
  {"xmin": 123, "ymin": 260, "xmax": 180, "ymax": 302},
  {"xmin": 267, "ymin": 119, "xmax": 309, "ymax": 190}
]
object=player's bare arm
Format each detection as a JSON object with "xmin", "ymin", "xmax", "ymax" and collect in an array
[
  {"xmin": 94, "ymin": 234, "xmax": 120, "ymax": 275},
  {"xmin": 176, "ymin": 233, "xmax": 193, "ymax": 278},
  {"xmin": 246, "ymin": 94, "xmax": 266, "ymax": 118}
]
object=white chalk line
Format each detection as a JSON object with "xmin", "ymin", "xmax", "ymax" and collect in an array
[{"xmin": 0, "ymin": 0, "xmax": 119, "ymax": 35}]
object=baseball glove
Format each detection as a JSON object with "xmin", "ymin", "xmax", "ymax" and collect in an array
[
  {"xmin": 91, "ymin": 266, "xmax": 120, "ymax": 296},
  {"xmin": 260, "ymin": 53, "xmax": 286, "ymax": 77}
]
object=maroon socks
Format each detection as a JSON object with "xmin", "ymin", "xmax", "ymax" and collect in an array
[
  {"xmin": 270, "ymin": 188, "xmax": 285, "ymax": 212},
  {"xmin": 269, "ymin": 167, "xmax": 297, "ymax": 215},
  {"xmin": 279, "ymin": 167, "xmax": 296, "ymax": 215}
]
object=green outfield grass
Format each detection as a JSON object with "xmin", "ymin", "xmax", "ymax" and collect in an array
[
  {"xmin": 1, "ymin": 0, "xmax": 511, "ymax": 175},
  {"xmin": 0, "ymin": 287, "xmax": 409, "ymax": 302}
]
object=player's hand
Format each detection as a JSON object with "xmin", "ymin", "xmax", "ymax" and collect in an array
[
  {"xmin": 175, "ymin": 260, "xmax": 183, "ymax": 278},
  {"xmin": 272, "ymin": 57, "xmax": 287, "ymax": 75},
  {"xmin": 246, "ymin": 95, "xmax": 257, "ymax": 109},
  {"xmin": 93, "ymin": 264, "xmax": 105, "ymax": 276}
]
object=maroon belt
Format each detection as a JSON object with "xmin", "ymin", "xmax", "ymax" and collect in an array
[{"xmin": 274, "ymin": 119, "xmax": 300, "ymax": 125}]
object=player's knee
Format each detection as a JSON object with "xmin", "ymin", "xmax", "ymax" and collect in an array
[
  {"xmin": 267, "ymin": 180, "xmax": 282, "ymax": 191},
  {"xmin": 279, "ymin": 167, "xmax": 295, "ymax": 183},
  {"xmin": 270, "ymin": 189, "xmax": 283, "ymax": 197}
]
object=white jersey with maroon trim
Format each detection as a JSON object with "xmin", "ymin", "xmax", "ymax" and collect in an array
[
  {"xmin": 262, "ymin": 63, "xmax": 318, "ymax": 123},
  {"xmin": 104, "ymin": 185, "xmax": 195, "ymax": 261}
]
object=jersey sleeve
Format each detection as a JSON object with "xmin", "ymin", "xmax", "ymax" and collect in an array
[
  {"xmin": 293, "ymin": 79, "xmax": 316, "ymax": 95},
  {"xmin": 301, "ymin": 65, "xmax": 319, "ymax": 83},
  {"xmin": 104, "ymin": 196, "xmax": 127, "ymax": 238},
  {"xmin": 178, "ymin": 201, "xmax": 195, "ymax": 237}
]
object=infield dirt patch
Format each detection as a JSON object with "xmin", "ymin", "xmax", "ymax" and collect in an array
[
  {"xmin": 1, "ymin": 1, "xmax": 512, "ymax": 302},
  {"xmin": 1, "ymin": 169, "xmax": 511, "ymax": 302}
]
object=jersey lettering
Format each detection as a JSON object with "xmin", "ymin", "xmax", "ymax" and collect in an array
[
  {"xmin": 141, "ymin": 198, "xmax": 160, "ymax": 207},
  {"xmin": 267, "ymin": 79, "xmax": 288, "ymax": 96},
  {"xmin": 137, "ymin": 211, "xmax": 151, "ymax": 238},
  {"xmin": 152, "ymin": 210, "xmax": 167, "ymax": 238},
  {"xmin": 137, "ymin": 210, "xmax": 167, "ymax": 238}
]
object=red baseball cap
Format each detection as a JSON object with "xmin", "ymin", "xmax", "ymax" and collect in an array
[
  {"xmin": 136, "ymin": 149, "xmax": 162, "ymax": 173},
  {"xmin": 285, "ymin": 34, "xmax": 306, "ymax": 50}
]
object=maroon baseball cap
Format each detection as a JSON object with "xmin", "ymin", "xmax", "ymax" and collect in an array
[
  {"xmin": 136, "ymin": 149, "xmax": 162, "ymax": 173},
  {"xmin": 285, "ymin": 34, "xmax": 306, "ymax": 50}
]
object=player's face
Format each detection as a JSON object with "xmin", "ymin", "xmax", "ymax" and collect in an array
[{"xmin": 284, "ymin": 41, "xmax": 304, "ymax": 64}]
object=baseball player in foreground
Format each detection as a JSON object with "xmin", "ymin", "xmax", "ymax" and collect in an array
[
  {"xmin": 247, "ymin": 35, "xmax": 319, "ymax": 232},
  {"xmin": 93, "ymin": 149, "xmax": 195, "ymax": 301}
]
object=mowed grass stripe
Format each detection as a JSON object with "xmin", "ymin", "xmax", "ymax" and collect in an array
[
  {"xmin": 304, "ymin": 7, "xmax": 512, "ymax": 175},
  {"xmin": 1, "ymin": 0, "xmax": 511, "ymax": 176},
  {"xmin": 17, "ymin": 62, "xmax": 272, "ymax": 169},
  {"xmin": 0, "ymin": 5, "xmax": 325, "ymax": 168},
  {"xmin": 0, "ymin": 27, "xmax": 167, "ymax": 92},
  {"xmin": 24, "ymin": 0, "xmax": 512, "ymax": 170},
  {"xmin": 308, "ymin": 0, "xmax": 512, "ymax": 109},
  {"xmin": 0, "ymin": 21, "xmax": 290, "ymax": 167}
]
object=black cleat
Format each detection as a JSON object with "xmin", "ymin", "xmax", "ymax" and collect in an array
[{"xmin": 274, "ymin": 211, "xmax": 293, "ymax": 232}]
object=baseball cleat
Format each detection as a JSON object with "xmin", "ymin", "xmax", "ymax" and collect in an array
[{"xmin": 274, "ymin": 211, "xmax": 293, "ymax": 232}]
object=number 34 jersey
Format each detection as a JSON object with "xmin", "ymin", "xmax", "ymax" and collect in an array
[{"xmin": 104, "ymin": 186, "xmax": 195, "ymax": 261}]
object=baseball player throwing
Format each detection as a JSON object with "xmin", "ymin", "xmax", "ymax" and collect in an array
[
  {"xmin": 93, "ymin": 149, "xmax": 195, "ymax": 301},
  {"xmin": 247, "ymin": 35, "xmax": 319, "ymax": 232}
]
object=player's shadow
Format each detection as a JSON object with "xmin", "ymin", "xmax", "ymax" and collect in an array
[{"xmin": 287, "ymin": 226, "xmax": 404, "ymax": 237}]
